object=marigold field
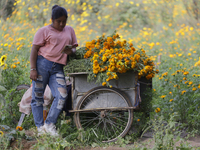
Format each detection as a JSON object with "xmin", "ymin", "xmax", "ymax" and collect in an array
[{"xmin": 0, "ymin": 0, "xmax": 200, "ymax": 149}]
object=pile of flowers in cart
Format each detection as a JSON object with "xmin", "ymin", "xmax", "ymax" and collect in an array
[{"xmin": 66, "ymin": 32, "xmax": 159, "ymax": 87}]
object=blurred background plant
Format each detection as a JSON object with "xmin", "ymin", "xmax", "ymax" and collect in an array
[{"xmin": 0, "ymin": 0, "xmax": 200, "ymax": 149}]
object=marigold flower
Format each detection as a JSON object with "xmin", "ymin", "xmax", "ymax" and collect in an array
[
  {"xmin": 102, "ymin": 56, "xmax": 107, "ymax": 62},
  {"xmin": 14, "ymin": 61, "xmax": 20, "ymax": 64},
  {"xmin": 169, "ymin": 99, "xmax": 173, "ymax": 102},
  {"xmin": 146, "ymin": 74, "xmax": 153, "ymax": 80},
  {"xmin": 107, "ymin": 37, "xmax": 113, "ymax": 43},
  {"xmin": 12, "ymin": 64, "xmax": 17, "ymax": 68},
  {"xmin": 183, "ymin": 77, "xmax": 187, "ymax": 80},
  {"xmin": 137, "ymin": 119, "xmax": 140, "ymax": 122},
  {"xmin": 183, "ymin": 71, "xmax": 189, "ymax": 75},
  {"xmin": 189, "ymin": 81, "xmax": 193, "ymax": 85},
  {"xmin": 107, "ymin": 72, "xmax": 111, "ymax": 76},
  {"xmin": 0, "ymin": 131, "xmax": 3, "ymax": 137},
  {"xmin": 3, "ymin": 64, "xmax": 7, "ymax": 70},
  {"xmin": 192, "ymin": 87, "xmax": 197, "ymax": 91},
  {"xmin": 113, "ymin": 35, "xmax": 117, "ymax": 39},
  {"xmin": 16, "ymin": 126, "xmax": 23, "ymax": 131},
  {"xmin": 102, "ymin": 82, "xmax": 107, "ymax": 86},
  {"xmin": 162, "ymin": 72, "xmax": 168, "ymax": 77},
  {"xmin": 174, "ymin": 84, "xmax": 178, "ymax": 87},
  {"xmin": 181, "ymin": 90, "xmax": 186, "ymax": 95},
  {"xmin": 0, "ymin": 55, "xmax": 7, "ymax": 66},
  {"xmin": 171, "ymin": 73, "xmax": 175, "ymax": 76},
  {"xmin": 113, "ymin": 75, "xmax": 118, "ymax": 79},
  {"xmin": 160, "ymin": 95, "xmax": 166, "ymax": 99},
  {"xmin": 155, "ymin": 108, "xmax": 161, "ymax": 113}
]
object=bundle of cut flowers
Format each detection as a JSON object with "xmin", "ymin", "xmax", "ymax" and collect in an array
[{"xmin": 65, "ymin": 32, "xmax": 158, "ymax": 87}]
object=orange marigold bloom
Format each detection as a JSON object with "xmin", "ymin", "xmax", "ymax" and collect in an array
[
  {"xmin": 155, "ymin": 108, "xmax": 161, "ymax": 113},
  {"xmin": 102, "ymin": 56, "xmax": 107, "ymax": 62},
  {"xmin": 192, "ymin": 87, "xmax": 197, "ymax": 91},
  {"xmin": 113, "ymin": 35, "xmax": 117, "ymax": 39},
  {"xmin": 107, "ymin": 37, "xmax": 113, "ymax": 43},
  {"xmin": 181, "ymin": 90, "xmax": 186, "ymax": 95},
  {"xmin": 16, "ymin": 126, "xmax": 23, "ymax": 131},
  {"xmin": 102, "ymin": 82, "xmax": 107, "ymax": 86},
  {"xmin": 189, "ymin": 81, "xmax": 193, "ymax": 85},
  {"xmin": 107, "ymin": 72, "xmax": 111, "ymax": 76},
  {"xmin": 146, "ymin": 74, "xmax": 153, "ymax": 80},
  {"xmin": 160, "ymin": 95, "xmax": 166, "ymax": 99},
  {"xmin": 183, "ymin": 71, "xmax": 189, "ymax": 75},
  {"xmin": 93, "ymin": 60, "xmax": 98, "ymax": 64},
  {"xmin": 12, "ymin": 65, "xmax": 17, "ymax": 68}
]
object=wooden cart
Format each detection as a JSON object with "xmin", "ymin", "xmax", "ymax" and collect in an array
[{"xmin": 67, "ymin": 71, "xmax": 141, "ymax": 142}]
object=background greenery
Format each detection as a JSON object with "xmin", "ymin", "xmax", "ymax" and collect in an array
[{"xmin": 0, "ymin": 0, "xmax": 200, "ymax": 149}]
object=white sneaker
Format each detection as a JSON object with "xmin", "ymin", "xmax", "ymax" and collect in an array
[
  {"xmin": 43, "ymin": 123, "xmax": 59, "ymax": 136},
  {"xmin": 37, "ymin": 126, "xmax": 46, "ymax": 136}
]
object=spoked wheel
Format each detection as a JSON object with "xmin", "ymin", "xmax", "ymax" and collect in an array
[{"xmin": 74, "ymin": 86, "xmax": 133, "ymax": 142}]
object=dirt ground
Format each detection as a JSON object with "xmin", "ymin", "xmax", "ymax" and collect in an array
[{"xmin": 9, "ymin": 130, "xmax": 200, "ymax": 150}]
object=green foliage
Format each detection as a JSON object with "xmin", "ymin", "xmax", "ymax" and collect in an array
[
  {"xmin": 0, "ymin": 55, "xmax": 30, "ymax": 127},
  {"xmin": 64, "ymin": 47, "xmax": 89, "ymax": 74},
  {"xmin": 1, "ymin": 66, "xmax": 23, "ymax": 90},
  {"xmin": 141, "ymin": 115, "xmax": 193, "ymax": 150},
  {"xmin": 1, "ymin": 89, "xmax": 23, "ymax": 127},
  {"xmin": 153, "ymin": 64, "xmax": 200, "ymax": 128},
  {"xmin": 0, "ymin": 0, "xmax": 16, "ymax": 20},
  {"xmin": 32, "ymin": 135, "xmax": 71, "ymax": 150},
  {"xmin": 0, "ymin": 124, "xmax": 27, "ymax": 150}
]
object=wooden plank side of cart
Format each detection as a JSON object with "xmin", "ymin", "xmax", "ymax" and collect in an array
[{"xmin": 66, "ymin": 71, "xmax": 139, "ymax": 110}]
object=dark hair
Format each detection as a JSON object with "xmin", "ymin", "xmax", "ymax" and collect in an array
[{"xmin": 52, "ymin": 5, "xmax": 68, "ymax": 20}]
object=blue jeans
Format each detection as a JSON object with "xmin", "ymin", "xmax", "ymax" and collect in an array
[{"xmin": 31, "ymin": 55, "xmax": 67, "ymax": 127}]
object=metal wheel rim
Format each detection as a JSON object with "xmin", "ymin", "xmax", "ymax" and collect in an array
[{"xmin": 75, "ymin": 87, "xmax": 133, "ymax": 142}]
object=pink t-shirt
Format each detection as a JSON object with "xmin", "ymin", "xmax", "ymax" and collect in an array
[{"xmin": 32, "ymin": 25, "xmax": 78, "ymax": 65}]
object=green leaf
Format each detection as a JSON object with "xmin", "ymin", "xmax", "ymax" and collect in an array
[{"xmin": 0, "ymin": 85, "xmax": 7, "ymax": 91}]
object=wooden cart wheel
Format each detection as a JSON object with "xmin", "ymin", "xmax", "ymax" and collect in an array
[{"xmin": 74, "ymin": 86, "xmax": 133, "ymax": 143}]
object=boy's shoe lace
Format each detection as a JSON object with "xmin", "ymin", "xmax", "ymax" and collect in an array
[{"xmin": 43, "ymin": 123, "xmax": 59, "ymax": 136}]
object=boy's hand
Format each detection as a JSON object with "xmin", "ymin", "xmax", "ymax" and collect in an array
[
  {"xmin": 30, "ymin": 70, "xmax": 38, "ymax": 81},
  {"xmin": 62, "ymin": 44, "xmax": 78, "ymax": 55},
  {"xmin": 61, "ymin": 45, "xmax": 73, "ymax": 55}
]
